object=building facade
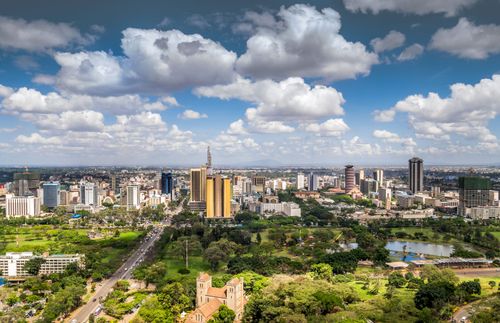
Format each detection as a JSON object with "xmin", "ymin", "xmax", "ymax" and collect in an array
[
  {"xmin": 458, "ymin": 176, "xmax": 492, "ymax": 216},
  {"xmin": 409, "ymin": 157, "xmax": 424, "ymax": 193},
  {"xmin": 5, "ymin": 194, "xmax": 41, "ymax": 218},
  {"xmin": 80, "ymin": 182, "xmax": 98, "ymax": 206},
  {"xmin": 206, "ymin": 175, "xmax": 232, "ymax": 218},
  {"xmin": 296, "ymin": 173, "xmax": 305, "ymax": 190},
  {"xmin": 344, "ymin": 165, "xmax": 355, "ymax": 193},
  {"xmin": 0, "ymin": 252, "xmax": 82, "ymax": 277},
  {"xmin": 161, "ymin": 172, "xmax": 174, "ymax": 197},
  {"xmin": 42, "ymin": 182, "xmax": 60, "ymax": 208},
  {"xmin": 126, "ymin": 185, "xmax": 141, "ymax": 210}
]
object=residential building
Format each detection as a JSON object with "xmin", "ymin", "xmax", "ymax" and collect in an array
[
  {"xmin": 344, "ymin": 165, "xmax": 355, "ymax": 193},
  {"xmin": 0, "ymin": 252, "xmax": 82, "ymax": 277},
  {"xmin": 409, "ymin": 157, "xmax": 424, "ymax": 193},
  {"xmin": 206, "ymin": 175, "xmax": 232, "ymax": 218},
  {"xmin": 5, "ymin": 194, "xmax": 41, "ymax": 218},
  {"xmin": 458, "ymin": 176, "xmax": 491, "ymax": 216},
  {"xmin": 308, "ymin": 172, "xmax": 318, "ymax": 191},
  {"xmin": 186, "ymin": 273, "xmax": 245, "ymax": 323},
  {"xmin": 42, "ymin": 182, "xmax": 60, "ymax": 208}
]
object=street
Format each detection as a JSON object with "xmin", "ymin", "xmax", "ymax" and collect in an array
[{"xmin": 66, "ymin": 202, "xmax": 181, "ymax": 323}]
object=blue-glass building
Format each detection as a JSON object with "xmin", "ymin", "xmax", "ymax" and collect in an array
[
  {"xmin": 161, "ymin": 172, "xmax": 174, "ymax": 196},
  {"xmin": 43, "ymin": 181, "xmax": 60, "ymax": 208}
]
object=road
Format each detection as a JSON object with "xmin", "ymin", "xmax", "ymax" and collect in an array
[{"xmin": 67, "ymin": 202, "xmax": 182, "ymax": 323}]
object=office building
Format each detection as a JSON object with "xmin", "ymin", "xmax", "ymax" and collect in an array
[
  {"xmin": 13, "ymin": 171, "xmax": 40, "ymax": 196},
  {"xmin": 42, "ymin": 182, "xmax": 60, "ymax": 208},
  {"xmin": 344, "ymin": 165, "xmax": 355, "ymax": 193},
  {"xmin": 0, "ymin": 252, "xmax": 82, "ymax": 277},
  {"xmin": 126, "ymin": 185, "xmax": 140, "ymax": 210},
  {"xmin": 308, "ymin": 172, "xmax": 318, "ymax": 191},
  {"xmin": 373, "ymin": 169, "xmax": 384, "ymax": 186},
  {"xmin": 379, "ymin": 187, "xmax": 392, "ymax": 210},
  {"xmin": 296, "ymin": 173, "xmax": 305, "ymax": 190},
  {"xmin": 206, "ymin": 146, "xmax": 213, "ymax": 176},
  {"xmin": 110, "ymin": 175, "xmax": 117, "ymax": 192},
  {"xmin": 409, "ymin": 157, "xmax": 424, "ymax": 193},
  {"xmin": 355, "ymin": 169, "xmax": 365, "ymax": 186},
  {"xmin": 206, "ymin": 175, "xmax": 232, "ymax": 218},
  {"xmin": 161, "ymin": 172, "xmax": 174, "ymax": 196},
  {"xmin": 360, "ymin": 179, "xmax": 379, "ymax": 195},
  {"xmin": 59, "ymin": 190, "xmax": 69, "ymax": 206},
  {"xmin": 80, "ymin": 182, "xmax": 98, "ymax": 206},
  {"xmin": 5, "ymin": 194, "xmax": 41, "ymax": 218},
  {"xmin": 190, "ymin": 167, "xmax": 207, "ymax": 202},
  {"xmin": 251, "ymin": 176, "xmax": 265, "ymax": 193},
  {"xmin": 458, "ymin": 176, "xmax": 492, "ymax": 216}
]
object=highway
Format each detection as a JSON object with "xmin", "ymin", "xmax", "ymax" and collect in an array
[{"xmin": 67, "ymin": 202, "xmax": 181, "ymax": 323}]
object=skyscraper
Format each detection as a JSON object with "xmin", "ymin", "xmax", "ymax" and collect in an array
[
  {"xmin": 206, "ymin": 175, "xmax": 232, "ymax": 218},
  {"xmin": 207, "ymin": 146, "xmax": 213, "ymax": 176},
  {"xmin": 344, "ymin": 165, "xmax": 355, "ymax": 193},
  {"xmin": 458, "ymin": 176, "xmax": 492, "ymax": 216},
  {"xmin": 308, "ymin": 172, "xmax": 318, "ymax": 191},
  {"xmin": 296, "ymin": 173, "xmax": 305, "ymax": 190},
  {"xmin": 373, "ymin": 169, "xmax": 384, "ymax": 186},
  {"xmin": 408, "ymin": 157, "xmax": 424, "ymax": 193},
  {"xmin": 161, "ymin": 172, "xmax": 174, "ymax": 196},
  {"xmin": 13, "ymin": 171, "xmax": 40, "ymax": 196},
  {"xmin": 355, "ymin": 169, "xmax": 365, "ymax": 186},
  {"xmin": 190, "ymin": 167, "xmax": 207, "ymax": 202},
  {"xmin": 126, "ymin": 185, "xmax": 140, "ymax": 210},
  {"xmin": 80, "ymin": 182, "xmax": 98, "ymax": 206},
  {"xmin": 42, "ymin": 182, "xmax": 60, "ymax": 208},
  {"xmin": 110, "ymin": 175, "xmax": 117, "ymax": 192}
]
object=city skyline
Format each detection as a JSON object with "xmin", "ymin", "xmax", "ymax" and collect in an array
[{"xmin": 1, "ymin": 0, "xmax": 500, "ymax": 166}]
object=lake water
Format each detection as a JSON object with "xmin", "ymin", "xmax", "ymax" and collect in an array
[{"xmin": 341, "ymin": 240, "xmax": 455, "ymax": 257}]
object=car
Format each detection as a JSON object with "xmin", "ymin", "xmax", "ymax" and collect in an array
[{"xmin": 92, "ymin": 298, "xmax": 97, "ymax": 302}]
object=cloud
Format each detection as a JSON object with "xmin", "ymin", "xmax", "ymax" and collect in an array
[
  {"xmin": 373, "ymin": 109, "xmax": 396, "ymax": 122},
  {"xmin": 14, "ymin": 55, "xmax": 39, "ymax": 70},
  {"xmin": 24, "ymin": 110, "xmax": 105, "ymax": 132},
  {"xmin": 343, "ymin": 0, "xmax": 478, "ymax": 17},
  {"xmin": 374, "ymin": 74, "xmax": 500, "ymax": 142},
  {"xmin": 179, "ymin": 109, "xmax": 208, "ymax": 119},
  {"xmin": 397, "ymin": 43, "xmax": 424, "ymax": 61},
  {"xmin": 429, "ymin": 18, "xmax": 500, "ymax": 59},
  {"xmin": 16, "ymin": 133, "xmax": 62, "ymax": 145},
  {"xmin": 373, "ymin": 129, "xmax": 416, "ymax": 146},
  {"xmin": 158, "ymin": 17, "xmax": 171, "ymax": 28},
  {"xmin": 342, "ymin": 136, "xmax": 381, "ymax": 156},
  {"xmin": 186, "ymin": 14, "xmax": 211, "ymax": 28},
  {"xmin": 304, "ymin": 119, "xmax": 350, "ymax": 137},
  {"xmin": 0, "ymin": 86, "xmax": 169, "ymax": 115},
  {"xmin": 370, "ymin": 30, "xmax": 405, "ymax": 53},
  {"xmin": 235, "ymin": 4, "xmax": 378, "ymax": 81},
  {"xmin": 0, "ymin": 16, "xmax": 94, "ymax": 52},
  {"xmin": 196, "ymin": 77, "xmax": 345, "ymax": 121},
  {"xmin": 226, "ymin": 119, "xmax": 248, "ymax": 135},
  {"xmin": 52, "ymin": 28, "xmax": 237, "ymax": 95}
]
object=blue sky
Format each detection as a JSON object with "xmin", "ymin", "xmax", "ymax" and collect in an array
[{"xmin": 0, "ymin": 0, "xmax": 500, "ymax": 166}]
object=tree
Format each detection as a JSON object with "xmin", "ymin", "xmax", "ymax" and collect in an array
[
  {"xmin": 204, "ymin": 245, "xmax": 229, "ymax": 271},
  {"xmin": 23, "ymin": 257, "xmax": 46, "ymax": 276},
  {"xmin": 168, "ymin": 236, "xmax": 202, "ymax": 268},
  {"xmin": 420, "ymin": 266, "xmax": 459, "ymax": 285},
  {"xmin": 388, "ymin": 272, "xmax": 406, "ymax": 288},
  {"xmin": 488, "ymin": 280, "xmax": 496, "ymax": 289},
  {"xmin": 309, "ymin": 263, "xmax": 333, "ymax": 282},
  {"xmin": 208, "ymin": 304, "xmax": 236, "ymax": 323},
  {"xmin": 256, "ymin": 232, "xmax": 262, "ymax": 245},
  {"xmin": 414, "ymin": 281, "xmax": 456, "ymax": 310}
]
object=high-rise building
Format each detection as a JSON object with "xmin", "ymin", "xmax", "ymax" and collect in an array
[
  {"xmin": 110, "ymin": 175, "xmax": 117, "ymax": 192},
  {"xmin": 13, "ymin": 171, "xmax": 40, "ymax": 196},
  {"xmin": 373, "ymin": 169, "xmax": 384, "ymax": 186},
  {"xmin": 360, "ymin": 179, "xmax": 379, "ymax": 195},
  {"xmin": 355, "ymin": 169, "xmax": 365, "ymax": 186},
  {"xmin": 42, "ymin": 182, "xmax": 60, "ymax": 208},
  {"xmin": 308, "ymin": 173, "xmax": 318, "ymax": 191},
  {"xmin": 190, "ymin": 167, "xmax": 207, "ymax": 202},
  {"xmin": 80, "ymin": 182, "xmax": 98, "ymax": 206},
  {"xmin": 409, "ymin": 157, "xmax": 424, "ymax": 193},
  {"xmin": 206, "ymin": 175, "xmax": 232, "ymax": 218},
  {"xmin": 296, "ymin": 173, "xmax": 305, "ymax": 190},
  {"xmin": 5, "ymin": 194, "xmax": 41, "ymax": 218},
  {"xmin": 126, "ymin": 185, "xmax": 140, "ymax": 210},
  {"xmin": 59, "ymin": 190, "xmax": 69, "ymax": 206},
  {"xmin": 344, "ymin": 165, "xmax": 355, "ymax": 193},
  {"xmin": 161, "ymin": 172, "xmax": 174, "ymax": 197},
  {"xmin": 458, "ymin": 176, "xmax": 491, "ymax": 215},
  {"xmin": 379, "ymin": 187, "xmax": 392, "ymax": 210},
  {"xmin": 251, "ymin": 176, "xmax": 265, "ymax": 193},
  {"xmin": 207, "ymin": 146, "xmax": 213, "ymax": 176}
]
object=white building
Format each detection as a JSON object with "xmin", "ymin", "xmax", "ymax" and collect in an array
[
  {"xmin": 5, "ymin": 194, "xmax": 41, "ymax": 218},
  {"xmin": 283, "ymin": 202, "xmax": 301, "ymax": 217},
  {"xmin": 80, "ymin": 182, "xmax": 98, "ymax": 206},
  {"xmin": 0, "ymin": 252, "xmax": 82, "ymax": 277},
  {"xmin": 465, "ymin": 206, "xmax": 500, "ymax": 220},
  {"xmin": 379, "ymin": 187, "xmax": 392, "ymax": 210},
  {"xmin": 296, "ymin": 173, "xmax": 305, "ymax": 190},
  {"xmin": 127, "ymin": 185, "xmax": 140, "ymax": 210}
]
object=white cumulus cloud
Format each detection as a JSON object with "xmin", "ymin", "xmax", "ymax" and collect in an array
[
  {"xmin": 343, "ymin": 0, "xmax": 478, "ymax": 17},
  {"xmin": 179, "ymin": 109, "xmax": 208, "ymax": 119},
  {"xmin": 370, "ymin": 30, "xmax": 405, "ymax": 53}
]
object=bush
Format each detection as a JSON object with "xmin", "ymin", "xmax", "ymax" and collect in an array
[{"xmin": 178, "ymin": 268, "xmax": 190, "ymax": 275}]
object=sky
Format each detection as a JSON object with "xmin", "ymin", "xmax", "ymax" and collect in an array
[{"xmin": 0, "ymin": 0, "xmax": 500, "ymax": 167}]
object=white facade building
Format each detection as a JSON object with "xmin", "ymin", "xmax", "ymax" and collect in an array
[
  {"xmin": 5, "ymin": 194, "xmax": 41, "ymax": 218},
  {"xmin": 465, "ymin": 206, "xmax": 500, "ymax": 220},
  {"xmin": 282, "ymin": 202, "xmax": 301, "ymax": 217},
  {"xmin": 0, "ymin": 252, "xmax": 82, "ymax": 277},
  {"xmin": 296, "ymin": 173, "xmax": 305, "ymax": 190},
  {"xmin": 126, "ymin": 185, "xmax": 140, "ymax": 210},
  {"xmin": 80, "ymin": 182, "xmax": 98, "ymax": 206}
]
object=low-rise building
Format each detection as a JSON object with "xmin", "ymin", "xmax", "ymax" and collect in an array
[
  {"xmin": 0, "ymin": 252, "xmax": 83, "ymax": 277},
  {"xmin": 5, "ymin": 194, "xmax": 41, "ymax": 218},
  {"xmin": 465, "ymin": 206, "xmax": 500, "ymax": 220}
]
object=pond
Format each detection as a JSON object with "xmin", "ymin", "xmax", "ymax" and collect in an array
[{"xmin": 340, "ymin": 240, "xmax": 455, "ymax": 257}]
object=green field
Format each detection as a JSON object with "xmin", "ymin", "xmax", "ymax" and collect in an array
[{"xmin": 163, "ymin": 256, "xmax": 213, "ymax": 281}]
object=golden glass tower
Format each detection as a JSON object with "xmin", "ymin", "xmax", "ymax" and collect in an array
[
  {"xmin": 190, "ymin": 167, "xmax": 207, "ymax": 202},
  {"xmin": 206, "ymin": 175, "xmax": 232, "ymax": 218}
]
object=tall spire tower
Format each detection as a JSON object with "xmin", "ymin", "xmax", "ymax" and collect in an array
[{"xmin": 207, "ymin": 146, "xmax": 213, "ymax": 175}]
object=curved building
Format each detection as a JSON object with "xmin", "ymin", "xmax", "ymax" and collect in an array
[{"xmin": 345, "ymin": 165, "xmax": 355, "ymax": 193}]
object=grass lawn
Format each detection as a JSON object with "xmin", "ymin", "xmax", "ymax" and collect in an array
[
  {"xmin": 163, "ymin": 256, "xmax": 214, "ymax": 282},
  {"xmin": 488, "ymin": 231, "xmax": 500, "ymax": 239},
  {"xmin": 457, "ymin": 275, "xmax": 500, "ymax": 297}
]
